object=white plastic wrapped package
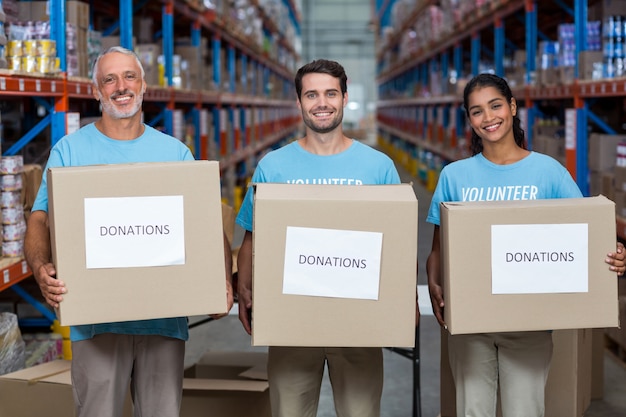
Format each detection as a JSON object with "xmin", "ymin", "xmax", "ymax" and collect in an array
[{"xmin": 0, "ymin": 312, "xmax": 25, "ymax": 375}]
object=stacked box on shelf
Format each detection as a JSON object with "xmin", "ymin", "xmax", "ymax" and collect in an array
[
  {"xmin": 537, "ymin": 41, "xmax": 559, "ymax": 86},
  {"xmin": 87, "ymin": 29, "xmax": 102, "ymax": 78},
  {"xmin": 21, "ymin": 164, "xmax": 42, "ymax": 221},
  {"xmin": 134, "ymin": 16, "xmax": 153, "ymax": 45},
  {"xmin": 587, "ymin": 0, "xmax": 626, "ymax": 79},
  {"xmin": 556, "ymin": 22, "xmax": 602, "ymax": 85},
  {"xmin": 0, "ymin": 156, "xmax": 25, "ymax": 258},
  {"xmin": 588, "ymin": 133, "xmax": 624, "ymax": 202},
  {"xmin": 2, "ymin": 0, "xmax": 18, "ymax": 23},
  {"xmin": 416, "ymin": 6, "xmax": 444, "ymax": 55},
  {"xmin": 532, "ymin": 119, "xmax": 565, "ymax": 166},
  {"xmin": 505, "ymin": 49, "xmax": 526, "ymax": 88},
  {"xmin": 135, "ymin": 43, "xmax": 161, "ymax": 87},
  {"xmin": 579, "ymin": 50, "xmax": 605, "ymax": 80},
  {"xmin": 611, "ymin": 138, "xmax": 626, "ymax": 219},
  {"xmin": 175, "ymin": 45, "xmax": 204, "ymax": 91},
  {"xmin": 5, "ymin": 26, "xmax": 58, "ymax": 75},
  {"xmin": 22, "ymin": 333, "xmax": 62, "ymax": 368},
  {"xmin": 16, "ymin": 0, "xmax": 90, "ymax": 77}
]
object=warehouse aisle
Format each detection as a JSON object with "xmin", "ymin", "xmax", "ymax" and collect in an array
[{"xmin": 185, "ymin": 136, "xmax": 626, "ymax": 417}]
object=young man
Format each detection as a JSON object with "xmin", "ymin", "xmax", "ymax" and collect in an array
[
  {"xmin": 24, "ymin": 46, "xmax": 233, "ymax": 417},
  {"xmin": 236, "ymin": 59, "xmax": 418, "ymax": 417}
]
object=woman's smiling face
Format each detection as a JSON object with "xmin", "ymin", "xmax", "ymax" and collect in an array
[{"xmin": 466, "ymin": 86, "xmax": 517, "ymax": 146}]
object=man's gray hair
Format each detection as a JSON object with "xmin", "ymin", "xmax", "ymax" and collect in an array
[{"xmin": 91, "ymin": 46, "xmax": 145, "ymax": 85}]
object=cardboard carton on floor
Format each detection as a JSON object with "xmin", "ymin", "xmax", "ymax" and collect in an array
[
  {"xmin": 181, "ymin": 351, "xmax": 270, "ymax": 417},
  {"xmin": 47, "ymin": 161, "xmax": 227, "ymax": 326},
  {"xmin": 440, "ymin": 195, "xmax": 619, "ymax": 335},
  {"xmin": 440, "ymin": 328, "xmax": 593, "ymax": 417},
  {"xmin": 0, "ymin": 360, "xmax": 132, "ymax": 417},
  {"xmin": 252, "ymin": 183, "xmax": 418, "ymax": 347}
]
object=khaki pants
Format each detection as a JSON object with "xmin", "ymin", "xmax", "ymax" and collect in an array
[
  {"xmin": 71, "ymin": 333, "xmax": 185, "ymax": 417},
  {"xmin": 268, "ymin": 346, "xmax": 383, "ymax": 417},
  {"xmin": 448, "ymin": 331, "xmax": 553, "ymax": 417}
]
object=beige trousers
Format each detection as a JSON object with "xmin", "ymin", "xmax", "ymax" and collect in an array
[
  {"xmin": 448, "ymin": 331, "xmax": 553, "ymax": 417},
  {"xmin": 71, "ymin": 333, "xmax": 185, "ymax": 417},
  {"xmin": 267, "ymin": 346, "xmax": 384, "ymax": 417}
]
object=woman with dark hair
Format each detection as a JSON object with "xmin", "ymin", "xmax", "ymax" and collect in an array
[
  {"xmin": 464, "ymin": 73, "xmax": 527, "ymax": 155},
  {"xmin": 426, "ymin": 73, "xmax": 625, "ymax": 417}
]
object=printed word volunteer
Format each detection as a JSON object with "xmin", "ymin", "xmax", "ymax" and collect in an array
[
  {"xmin": 462, "ymin": 185, "xmax": 539, "ymax": 201},
  {"xmin": 287, "ymin": 178, "xmax": 363, "ymax": 185}
]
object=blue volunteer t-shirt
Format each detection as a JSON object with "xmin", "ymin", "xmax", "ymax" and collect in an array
[
  {"xmin": 32, "ymin": 123, "xmax": 194, "ymax": 342},
  {"xmin": 236, "ymin": 139, "xmax": 401, "ymax": 231},
  {"xmin": 426, "ymin": 152, "xmax": 583, "ymax": 226}
]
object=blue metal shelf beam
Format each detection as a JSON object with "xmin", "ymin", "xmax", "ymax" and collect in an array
[
  {"xmin": 494, "ymin": 18, "xmax": 504, "ymax": 77},
  {"xmin": 120, "ymin": 0, "xmax": 133, "ymax": 49}
]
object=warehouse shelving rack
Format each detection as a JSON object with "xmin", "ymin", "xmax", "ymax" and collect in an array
[
  {"xmin": 375, "ymin": 2, "xmax": 626, "ymax": 415},
  {"xmin": 0, "ymin": 0, "xmax": 302, "ymax": 325},
  {"xmin": 375, "ymin": 0, "xmax": 626, "ymax": 237}
]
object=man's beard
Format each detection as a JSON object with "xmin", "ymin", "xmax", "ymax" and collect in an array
[
  {"xmin": 99, "ymin": 89, "xmax": 143, "ymax": 119},
  {"xmin": 302, "ymin": 108, "xmax": 343, "ymax": 134}
]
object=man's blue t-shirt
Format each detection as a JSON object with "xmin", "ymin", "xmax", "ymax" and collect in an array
[
  {"xmin": 236, "ymin": 139, "xmax": 401, "ymax": 231},
  {"xmin": 32, "ymin": 123, "xmax": 194, "ymax": 342},
  {"xmin": 426, "ymin": 152, "xmax": 583, "ymax": 226}
]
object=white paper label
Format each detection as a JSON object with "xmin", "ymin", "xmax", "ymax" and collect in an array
[
  {"xmin": 491, "ymin": 223, "xmax": 588, "ymax": 294},
  {"xmin": 84, "ymin": 196, "xmax": 185, "ymax": 269},
  {"xmin": 282, "ymin": 226, "xmax": 383, "ymax": 300}
]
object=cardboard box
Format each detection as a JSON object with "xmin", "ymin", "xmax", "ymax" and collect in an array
[
  {"xmin": 0, "ymin": 360, "xmax": 131, "ymax": 417},
  {"xmin": 589, "ymin": 0, "xmax": 626, "ymax": 20},
  {"xmin": 559, "ymin": 66, "xmax": 575, "ymax": 85},
  {"xmin": 221, "ymin": 203, "xmax": 236, "ymax": 247},
  {"xmin": 614, "ymin": 166, "xmax": 626, "ymax": 193},
  {"xmin": 440, "ymin": 196, "xmax": 619, "ymax": 335},
  {"xmin": 614, "ymin": 191, "xmax": 626, "ymax": 218},
  {"xmin": 605, "ymin": 295, "xmax": 626, "ymax": 348},
  {"xmin": 21, "ymin": 163, "xmax": 43, "ymax": 212},
  {"xmin": 135, "ymin": 43, "xmax": 161, "ymax": 86},
  {"xmin": 440, "ymin": 328, "xmax": 593, "ymax": 417},
  {"xmin": 252, "ymin": 183, "xmax": 418, "ymax": 347},
  {"xmin": 588, "ymin": 133, "xmax": 625, "ymax": 172},
  {"xmin": 591, "ymin": 328, "xmax": 605, "ymax": 400},
  {"xmin": 602, "ymin": 171, "xmax": 615, "ymax": 201},
  {"xmin": 579, "ymin": 51, "xmax": 604, "ymax": 80},
  {"xmin": 25, "ymin": 1, "xmax": 90, "ymax": 30},
  {"xmin": 47, "ymin": 161, "xmax": 227, "ymax": 326},
  {"xmin": 181, "ymin": 351, "xmax": 270, "ymax": 417},
  {"xmin": 175, "ymin": 45, "xmax": 204, "ymax": 90}
]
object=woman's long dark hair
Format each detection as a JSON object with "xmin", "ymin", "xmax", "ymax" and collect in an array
[{"xmin": 463, "ymin": 73, "xmax": 526, "ymax": 156}]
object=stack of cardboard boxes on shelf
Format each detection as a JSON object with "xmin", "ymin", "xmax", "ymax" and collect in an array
[
  {"xmin": 0, "ymin": 157, "xmax": 42, "ymax": 262},
  {"xmin": 590, "ymin": 131, "xmax": 626, "ymax": 359},
  {"xmin": 6, "ymin": 0, "xmax": 91, "ymax": 77},
  {"xmin": 378, "ymin": 0, "xmax": 508, "ymax": 76},
  {"xmin": 3, "ymin": 0, "xmax": 298, "ymax": 83},
  {"xmin": 605, "ymin": 276, "xmax": 626, "ymax": 361},
  {"xmin": 508, "ymin": 0, "xmax": 626, "ymax": 88},
  {"xmin": 532, "ymin": 119, "xmax": 566, "ymax": 167}
]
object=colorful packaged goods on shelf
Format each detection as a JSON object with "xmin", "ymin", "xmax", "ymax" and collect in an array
[
  {"xmin": 0, "ymin": 156, "xmax": 25, "ymax": 258},
  {"xmin": 5, "ymin": 26, "xmax": 60, "ymax": 75},
  {"xmin": 22, "ymin": 333, "xmax": 62, "ymax": 368},
  {"xmin": 602, "ymin": 14, "xmax": 626, "ymax": 78}
]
